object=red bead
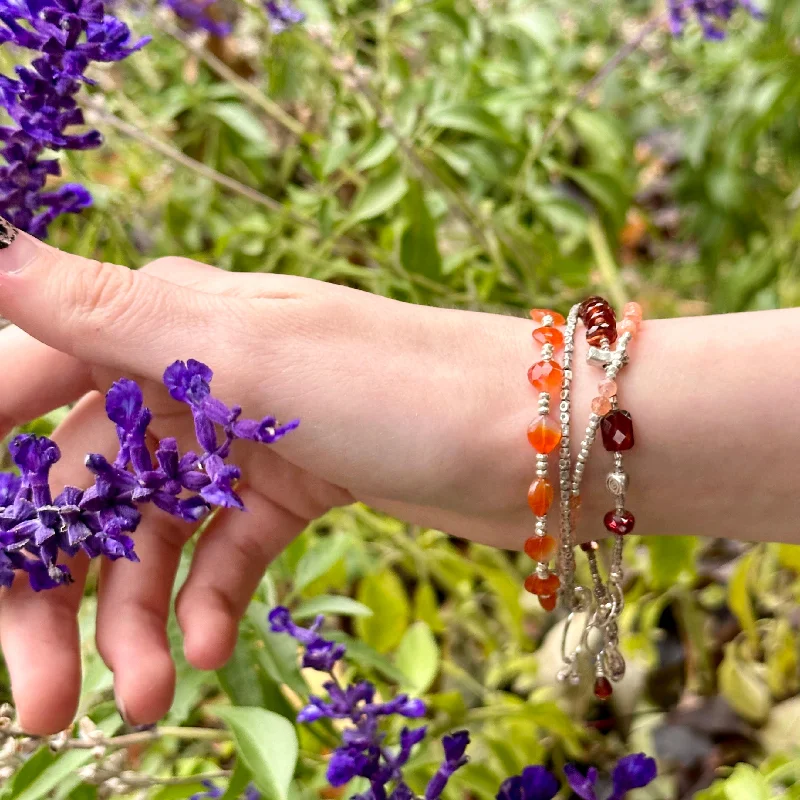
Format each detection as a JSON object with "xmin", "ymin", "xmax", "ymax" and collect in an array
[
  {"xmin": 586, "ymin": 320, "xmax": 618, "ymax": 346},
  {"xmin": 538, "ymin": 594, "xmax": 557, "ymax": 612},
  {"xmin": 604, "ymin": 509, "xmax": 635, "ymax": 535},
  {"xmin": 532, "ymin": 327, "xmax": 564, "ymax": 348},
  {"xmin": 530, "ymin": 308, "xmax": 566, "ymax": 326},
  {"xmin": 527, "ymin": 416, "xmax": 562, "ymax": 454},
  {"xmin": 524, "ymin": 572, "xmax": 560, "ymax": 596},
  {"xmin": 578, "ymin": 296, "xmax": 608, "ymax": 320},
  {"xmin": 600, "ymin": 410, "xmax": 635, "ymax": 452},
  {"xmin": 524, "ymin": 534, "xmax": 557, "ymax": 561},
  {"xmin": 527, "ymin": 360, "xmax": 564, "ymax": 394},
  {"xmin": 527, "ymin": 479, "xmax": 554, "ymax": 516},
  {"xmin": 593, "ymin": 676, "xmax": 613, "ymax": 700}
]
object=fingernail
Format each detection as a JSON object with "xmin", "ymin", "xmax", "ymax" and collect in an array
[
  {"xmin": 0, "ymin": 217, "xmax": 41, "ymax": 274},
  {"xmin": 114, "ymin": 689, "xmax": 134, "ymax": 726}
]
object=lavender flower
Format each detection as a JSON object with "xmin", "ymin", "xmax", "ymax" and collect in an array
[
  {"xmin": 668, "ymin": 0, "xmax": 764, "ymax": 39},
  {"xmin": 0, "ymin": 360, "xmax": 298, "ymax": 590},
  {"xmin": 0, "ymin": 1, "xmax": 150, "ymax": 237},
  {"xmin": 565, "ymin": 753, "xmax": 657, "ymax": 800},
  {"xmin": 424, "ymin": 731, "xmax": 470, "ymax": 800},
  {"xmin": 264, "ymin": 1, "xmax": 304, "ymax": 33},
  {"xmin": 161, "ymin": 0, "xmax": 232, "ymax": 36},
  {"xmin": 496, "ymin": 766, "xmax": 559, "ymax": 800}
]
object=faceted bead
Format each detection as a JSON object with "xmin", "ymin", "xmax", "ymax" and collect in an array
[
  {"xmin": 527, "ymin": 479, "xmax": 554, "ymax": 516},
  {"xmin": 527, "ymin": 416, "xmax": 562, "ymax": 454},
  {"xmin": 598, "ymin": 379, "xmax": 617, "ymax": 398},
  {"xmin": 591, "ymin": 396, "xmax": 612, "ymax": 416},
  {"xmin": 604, "ymin": 508, "xmax": 635, "ymax": 535},
  {"xmin": 532, "ymin": 327, "xmax": 564, "ymax": 349},
  {"xmin": 530, "ymin": 308, "xmax": 566, "ymax": 326},
  {"xmin": 578, "ymin": 296, "xmax": 609, "ymax": 321},
  {"xmin": 593, "ymin": 676, "xmax": 613, "ymax": 700},
  {"xmin": 528, "ymin": 360, "xmax": 564, "ymax": 394},
  {"xmin": 580, "ymin": 540, "xmax": 599, "ymax": 553},
  {"xmin": 524, "ymin": 534, "xmax": 557, "ymax": 562},
  {"xmin": 623, "ymin": 301, "xmax": 643, "ymax": 323},
  {"xmin": 524, "ymin": 572, "xmax": 561, "ymax": 596},
  {"xmin": 600, "ymin": 410, "xmax": 635, "ymax": 452},
  {"xmin": 539, "ymin": 594, "xmax": 557, "ymax": 612},
  {"xmin": 618, "ymin": 319, "xmax": 638, "ymax": 337},
  {"xmin": 586, "ymin": 320, "xmax": 618, "ymax": 346}
]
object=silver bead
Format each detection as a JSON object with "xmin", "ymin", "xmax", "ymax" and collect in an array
[
  {"xmin": 605, "ymin": 471, "xmax": 628, "ymax": 497},
  {"xmin": 541, "ymin": 314, "xmax": 554, "ymax": 327},
  {"xmin": 536, "ymin": 562, "xmax": 549, "ymax": 578}
]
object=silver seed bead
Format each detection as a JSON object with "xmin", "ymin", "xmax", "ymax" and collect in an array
[
  {"xmin": 535, "ymin": 518, "xmax": 547, "ymax": 535},
  {"xmin": 536, "ymin": 562, "xmax": 549, "ymax": 578},
  {"xmin": 541, "ymin": 314, "xmax": 554, "ymax": 327},
  {"xmin": 541, "ymin": 343, "xmax": 555, "ymax": 360}
]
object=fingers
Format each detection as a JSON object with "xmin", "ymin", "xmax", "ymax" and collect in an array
[
  {"xmin": 0, "ymin": 326, "xmax": 92, "ymax": 436},
  {"xmin": 95, "ymin": 464, "xmax": 193, "ymax": 727},
  {"xmin": 177, "ymin": 485, "xmax": 309, "ymax": 670},
  {"xmin": 0, "ymin": 393, "xmax": 106, "ymax": 735},
  {"xmin": 0, "ymin": 232, "xmax": 241, "ymax": 382}
]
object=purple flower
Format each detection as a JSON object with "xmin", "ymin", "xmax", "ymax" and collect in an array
[
  {"xmin": 188, "ymin": 780, "xmax": 261, "ymax": 800},
  {"xmin": 565, "ymin": 754, "xmax": 657, "ymax": 800},
  {"xmin": 162, "ymin": 0, "xmax": 232, "ymax": 36},
  {"xmin": 425, "ymin": 731, "xmax": 470, "ymax": 800},
  {"xmin": 264, "ymin": 1, "xmax": 304, "ymax": 33},
  {"xmin": 0, "ymin": 1, "xmax": 149, "ymax": 236},
  {"xmin": 668, "ymin": 0, "xmax": 764, "ymax": 39},
  {"xmin": 496, "ymin": 766, "xmax": 559, "ymax": 800},
  {"xmin": 0, "ymin": 473, "xmax": 21, "ymax": 506}
]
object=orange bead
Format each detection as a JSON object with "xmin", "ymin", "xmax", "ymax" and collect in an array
[
  {"xmin": 618, "ymin": 319, "xmax": 638, "ymax": 337},
  {"xmin": 524, "ymin": 572, "xmax": 561, "ymax": 596},
  {"xmin": 598, "ymin": 379, "xmax": 617, "ymax": 398},
  {"xmin": 527, "ymin": 479, "xmax": 554, "ymax": 516},
  {"xmin": 527, "ymin": 360, "xmax": 564, "ymax": 394},
  {"xmin": 524, "ymin": 534, "xmax": 557, "ymax": 562},
  {"xmin": 623, "ymin": 302, "xmax": 643, "ymax": 323},
  {"xmin": 532, "ymin": 327, "xmax": 564, "ymax": 349},
  {"xmin": 530, "ymin": 308, "xmax": 566, "ymax": 326},
  {"xmin": 527, "ymin": 416, "xmax": 562, "ymax": 454},
  {"xmin": 538, "ymin": 594, "xmax": 557, "ymax": 612},
  {"xmin": 591, "ymin": 396, "xmax": 612, "ymax": 415}
]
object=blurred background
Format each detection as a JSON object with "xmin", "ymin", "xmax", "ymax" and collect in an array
[{"xmin": 2, "ymin": 0, "xmax": 800, "ymax": 797}]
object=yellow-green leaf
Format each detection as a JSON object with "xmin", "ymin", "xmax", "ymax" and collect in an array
[{"xmin": 355, "ymin": 568, "xmax": 410, "ymax": 652}]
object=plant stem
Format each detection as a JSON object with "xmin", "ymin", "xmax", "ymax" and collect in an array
[{"xmin": 586, "ymin": 216, "xmax": 628, "ymax": 308}]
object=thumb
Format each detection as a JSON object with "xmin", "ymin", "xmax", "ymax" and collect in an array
[{"xmin": 0, "ymin": 223, "xmax": 231, "ymax": 382}]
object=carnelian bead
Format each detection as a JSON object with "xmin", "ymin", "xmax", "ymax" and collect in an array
[
  {"xmin": 528, "ymin": 360, "xmax": 564, "ymax": 394},
  {"xmin": 586, "ymin": 320, "xmax": 618, "ymax": 346},
  {"xmin": 594, "ymin": 676, "xmax": 613, "ymax": 700},
  {"xmin": 623, "ymin": 301, "xmax": 643, "ymax": 323},
  {"xmin": 539, "ymin": 594, "xmax": 557, "ymax": 612},
  {"xmin": 524, "ymin": 572, "xmax": 561, "ymax": 596},
  {"xmin": 532, "ymin": 327, "xmax": 564, "ymax": 349},
  {"xmin": 527, "ymin": 416, "xmax": 562, "ymax": 454},
  {"xmin": 618, "ymin": 319, "xmax": 638, "ymax": 337},
  {"xmin": 591, "ymin": 396, "xmax": 612, "ymax": 416},
  {"xmin": 524, "ymin": 534, "xmax": 557, "ymax": 562},
  {"xmin": 527, "ymin": 479, "xmax": 554, "ymax": 516},
  {"xmin": 530, "ymin": 308, "xmax": 566, "ymax": 326}
]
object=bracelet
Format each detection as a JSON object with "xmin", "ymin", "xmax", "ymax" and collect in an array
[
  {"xmin": 523, "ymin": 308, "xmax": 566, "ymax": 612},
  {"xmin": 539, "ymin": 296, "xmax": 644, "ymax": 698}
]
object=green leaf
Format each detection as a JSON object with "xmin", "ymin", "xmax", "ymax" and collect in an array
[
  {"xmin": 218, "ymin": 637, "xmax": 268, "ymax": 707},
  {"xmin": 723, "ymin": 764, "xmax": 770, "ymax": 800},
  {"xmin": 395, "ymin": 621, "xmax": 440, "ymax": 693},
  {"xmin": 427, "ymin": 103, "xmax": 512, "ymax": 144},
  {"xmin": 213, "ymin": 707, "xmax": 298, "ymax": 800},
  {"xmin": 292, "ymin": 595, "xmax": 373, "ymax": 620},
  {"xmin": 645, "ymin": 536, "xmax": 698, "ymax": 590},
  {"xmin": 1, "ymin": 747, "xmax": 56, "ymax": 799},
  {"xmin": 400, "ymin": 181, "xmax": 442, "ymax": 279},
  {"xmin": 294, "ymin": 533, "xmax": 350, "ymax": 592},
  {"xmin": 719, "ymin": 643, "xmax": 771, "ymax": 725},
  {"xmin": 347, "ymin": 165, "xmax": 408, "ymax": 226},
  {"xmin": 776, "ymin": 543, "xmax": 800, "ymax": 573},
  {"xmin": 728, "ymin": 551, "xmax": 759, "ymax": 649},
  {"xmin": 210, "ymin": 104, "xmax": 270, "ymax": 150},
  {"xmin": 413, "ymin": 581, "xmax": 445, "ymax": 633},
  {"xmin": 355, "ymin": 132, "xmax": 398, "ymax": 171},
  {"xmin": 355, "ymin": 568, "xmax": 411, "ymax": 652},
  {"xmin": 327, "ymin": 631, "xmax": 408, "ymax": 683}
]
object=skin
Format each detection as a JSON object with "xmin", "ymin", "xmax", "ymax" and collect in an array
[{"xmin": 0, "ymin": 232, "xmax": 797, "ymax": 735}]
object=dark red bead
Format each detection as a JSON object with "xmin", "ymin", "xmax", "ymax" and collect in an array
[
  {"xmin": 594, "ymin": 676, "xmax": 613, "ymax": 700},
  {"xmin": 601, "ymin": 410, "xmax": 635, "ymax": 452},
  {"xmin": 578, "ymin": 295, "xmax": 608, "ymax": 320},
  {"xmin": 586, "ymin": 321, "xmax": 618, "ymax": 346},
  {"xmin": 604, "ymin": 509, "xmax": 636, "ymax": 535}
]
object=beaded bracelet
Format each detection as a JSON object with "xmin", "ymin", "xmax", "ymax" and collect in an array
[
  {"xmin": 553, "ymin": 297, "xmax": 643, "ymax": 698},
  {"xmin": 523, "ymin": 308, "xmax": 567, "ymax": 612}
]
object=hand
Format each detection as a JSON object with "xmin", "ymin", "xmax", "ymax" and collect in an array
[{"xmin": 0, "ymin": 233, "xmax": 536, "ymax": 734}]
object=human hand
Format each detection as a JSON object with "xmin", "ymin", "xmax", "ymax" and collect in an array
[{"xmin": 0, "ymin": 233, "xmax": 537, "ymax": 734}]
